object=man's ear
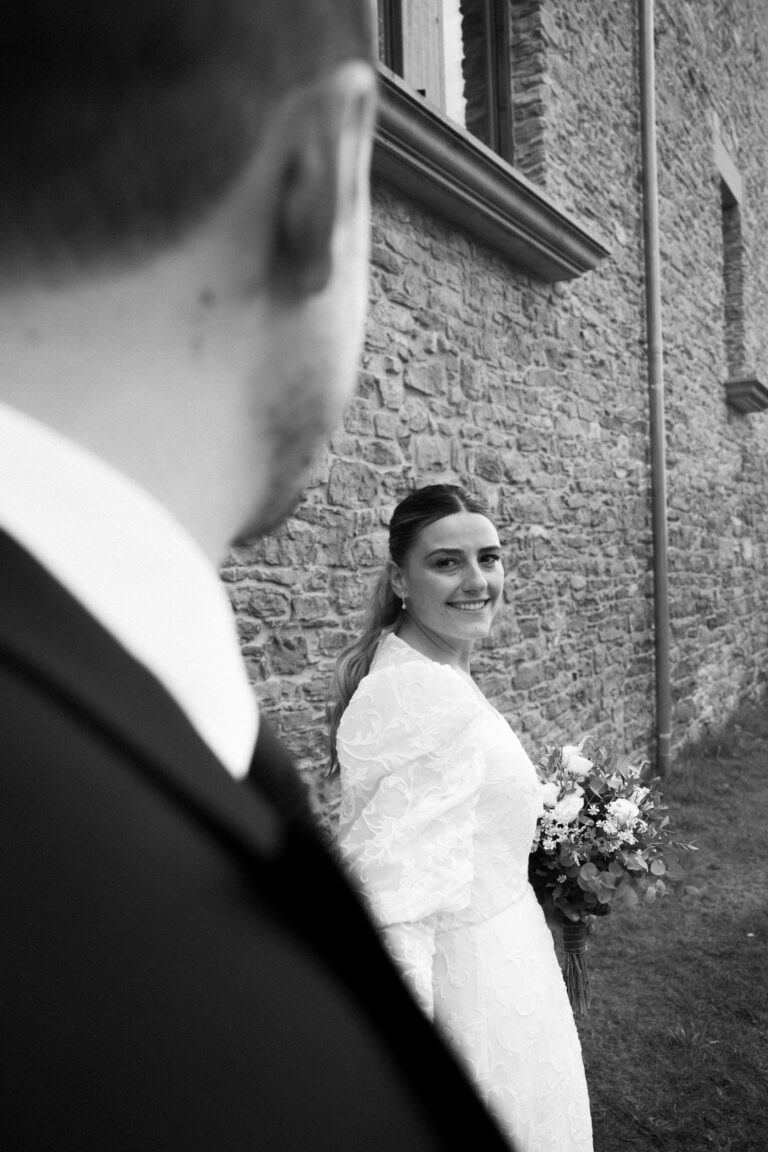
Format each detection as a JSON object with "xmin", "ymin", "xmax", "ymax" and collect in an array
[{"xmin": 270, "ymin": 61, "xmax": 376, "ymax": 299}]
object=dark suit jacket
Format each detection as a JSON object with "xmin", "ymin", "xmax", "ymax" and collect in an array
[{"xmin": 0, "ymin": 530, "xmax": 514, "ymax": 1151}]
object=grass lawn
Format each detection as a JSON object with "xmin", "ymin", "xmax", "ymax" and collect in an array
[{"xmin": 570, "ymin": 700, "xmax": 768, "ymax": 1152}]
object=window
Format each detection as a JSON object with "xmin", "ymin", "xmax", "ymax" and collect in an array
[
  {"xmin": 377, "ymin": 0, "xmax": 513, "ymax": 162},
  {"xmin": 371, "ymin": 1, "xmax": 609, "ymax": 282},
  {"xmin": 714, "ymin": 115, "xmax": 768, "ymax": 413},
  {"xmin": 720, "ymin": 178, "xmax": 746, "ymax": 381}
]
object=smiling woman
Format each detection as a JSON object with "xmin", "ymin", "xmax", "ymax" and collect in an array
[
  {"xmin": 390, "ymin": 509, "xmax": 504, "ymax": 663},
  {"xmin": 329, "ymin": 484, "xmax": 594, "ymax": 1152},
  {"xmin": 328, "ymin": 484, "xmax": 497, "ymax": 767}
]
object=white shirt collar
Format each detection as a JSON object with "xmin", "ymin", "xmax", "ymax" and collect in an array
[{"xmin": 0, "ymin": 400, "xmax": 257, "ymax": 779}]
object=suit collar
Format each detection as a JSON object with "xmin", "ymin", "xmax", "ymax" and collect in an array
[
  {"xmin": 0, "ymin": 401, "xmax": 257, "ymax": 778},
  {"xmin": 0, "ymin": 529, "xmax": 282, "ymax": 862}
]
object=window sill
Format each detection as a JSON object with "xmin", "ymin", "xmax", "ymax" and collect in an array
[
  {"xmin": 725, "ymin": 376, "xmax": 768, "ymax": 414},
  {"xmin": 372, "ymin": 68, "xmax": 609, "ymax": 283}
]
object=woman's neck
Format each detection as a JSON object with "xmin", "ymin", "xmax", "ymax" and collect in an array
[{"xmin": 395, "ymin": 617, "xmax": 473, "ymax": 674}]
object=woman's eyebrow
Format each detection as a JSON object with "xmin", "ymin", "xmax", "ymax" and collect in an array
[
  {"xmin": 423, "ymin": 545, "xmax": 501, "ymax": 559},
  {"xmin": 424, "ymin": 547, "xmax": 464, "ymax": 558}
]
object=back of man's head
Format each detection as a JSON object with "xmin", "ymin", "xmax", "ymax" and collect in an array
[{"xmin": 0, "ymin": 0, "xmax": 374, "ymax": 285}]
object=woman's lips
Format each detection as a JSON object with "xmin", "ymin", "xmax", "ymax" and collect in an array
[{"xmin": 447, "ymin": 599, "xmax": 490, "ymax": 612}]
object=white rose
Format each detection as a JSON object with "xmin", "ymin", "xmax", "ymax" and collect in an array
[
  {"xmin": 540, "ymin": 781, "xmax": 560, "ymax": 808},
  {"xmin": 561, "ymin": 745, "xmax": 593, "ymax": 780},
  {"xmin": 607, "ymin": 797, "xmax": 639, "ymax": 827},
  {"xmin": 552, "ymin": 789, "xmax": 584, "ymax": 825}
]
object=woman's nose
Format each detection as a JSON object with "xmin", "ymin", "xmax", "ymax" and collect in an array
[{"xmin": 463, "ymin": 563, "xmax": 488, "ymax": 592}]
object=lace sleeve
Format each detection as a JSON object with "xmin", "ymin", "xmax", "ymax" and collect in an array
[{"xmin": 336, "ymin": 659, "xmax": 485, "ymax": 928}]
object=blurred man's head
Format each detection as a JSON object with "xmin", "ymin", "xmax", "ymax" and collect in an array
[
  {"xmin": 0, "ymin": 0, "xmax": 374, "ymax": 282},
  {"xmin": 0, "ymin": 1, "xmax": 377, "ymax": 554}
]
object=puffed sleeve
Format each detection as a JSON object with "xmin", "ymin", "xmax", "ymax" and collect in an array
[{"xmin": 336, "ymin": 659, "xmax": 485, "ymax": 1013}]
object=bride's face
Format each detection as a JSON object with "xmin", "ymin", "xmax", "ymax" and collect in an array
[{"xmin": 392, "ymin": 511, "xmax": 504, "ymax": 649}]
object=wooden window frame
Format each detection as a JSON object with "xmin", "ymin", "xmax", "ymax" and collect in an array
[
  {"xmin": 464, "ymin": 0, "xmax": 514, "ymax": 163},
  {"xmin": 377, "ymin": 0, "xmax": 405, "ymax": 75},
  {"xmin": 379, "ymin": 1, "xmax": 513, "ymax": 161}
]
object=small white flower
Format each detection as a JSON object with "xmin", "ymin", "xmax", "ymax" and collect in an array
[
  {"xmin": 553, "ymin": 789, "xmax": 585, "ymax": 824},
  {"xmin": 540, "ymin": 780, "xmax": 560, "ymax": 808},
  {"xmin": 561, "ymin": 745, "xmax": 593, "ymax": 780}
]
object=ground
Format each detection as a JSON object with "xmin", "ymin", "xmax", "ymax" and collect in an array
[{"xmin": 571, "ymin": 701, "xmax": 768, "ymax": 1152}]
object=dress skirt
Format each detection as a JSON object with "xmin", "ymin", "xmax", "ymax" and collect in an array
[{"xmin": 433, "ymin": 886, "xmax": 592, "ymax": 1152}]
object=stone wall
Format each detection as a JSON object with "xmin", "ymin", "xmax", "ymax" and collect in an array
[{"xmin": 222, "ymin": 0, "xmax": 768, "ymax": 821}]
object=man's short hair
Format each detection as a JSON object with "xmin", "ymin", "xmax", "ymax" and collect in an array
[{"xmin": 0, "ymin": 0, "xmax": 373, "ymax": 284}]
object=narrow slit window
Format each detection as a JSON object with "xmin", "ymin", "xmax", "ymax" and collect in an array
[{"xmin": 720, "ymin": 177, "xmax": 746, "ymax": 380}]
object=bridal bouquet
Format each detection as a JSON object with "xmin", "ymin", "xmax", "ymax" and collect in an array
[{"xmin": 528, "ymin": 738, "xmax": 695, "ymax": 1014}]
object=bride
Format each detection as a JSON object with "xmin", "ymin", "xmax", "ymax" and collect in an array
[{"xmin": 329, "ymin": 484, "xmax": 593, "ymax": 1152}]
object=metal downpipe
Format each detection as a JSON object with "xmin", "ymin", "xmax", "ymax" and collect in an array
[{"xmin": 639, "ymin": 0, "xmax": 672, "ymax": 775}]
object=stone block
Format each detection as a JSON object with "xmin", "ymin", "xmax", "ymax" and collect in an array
[
  {"xmin": 266, "ymin": 634, "xmax": 309, "ymax": 677},
  {"xmin": 328, "ymin": 461, "xmax": 378, "ymax": 507}
]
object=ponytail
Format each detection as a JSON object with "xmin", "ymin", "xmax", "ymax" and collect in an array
[{"xmin": 328, "ymin": 567, "xmax": 400, "ymax": 775}]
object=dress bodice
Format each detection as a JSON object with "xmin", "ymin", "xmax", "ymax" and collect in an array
[{"xmin": 337, "ymin": 633, "xmax": 543, "ymax": 930}]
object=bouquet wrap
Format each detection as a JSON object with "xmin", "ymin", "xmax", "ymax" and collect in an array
[{"xmin": 561, "ymin": 920, "xmax": 590, "ymax": 1014}]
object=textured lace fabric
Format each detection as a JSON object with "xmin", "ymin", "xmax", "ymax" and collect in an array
[{"xmin": 337, "ymin": 633, "xmax": 593, "ymax": 1152}]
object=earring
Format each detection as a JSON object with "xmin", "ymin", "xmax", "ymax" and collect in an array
[{"xmin": 401, "ymin": 596, "xmax": 407, "ymax": 611}]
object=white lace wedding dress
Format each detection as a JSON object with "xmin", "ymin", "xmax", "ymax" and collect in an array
[{"xmin": 337, "ymin": 633, "xmax": 593, "ymax": 1152}]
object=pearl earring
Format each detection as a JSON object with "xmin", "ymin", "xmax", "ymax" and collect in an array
[{"xmin": 401, "ymin": 596, "xmax": 407, "ymax": 611}]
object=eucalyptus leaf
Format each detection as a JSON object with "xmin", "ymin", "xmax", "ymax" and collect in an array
[{"xmin": 614, "ymin": 884, "xmax": 640, "ymax": 908}]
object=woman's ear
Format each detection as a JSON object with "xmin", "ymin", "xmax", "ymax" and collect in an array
[{"xmin": 387, "ymin": 560, "xmax": 405, "ymax": 601}]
